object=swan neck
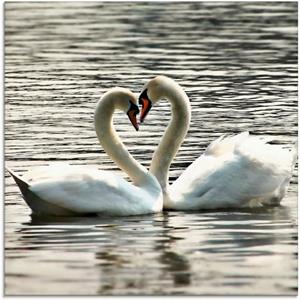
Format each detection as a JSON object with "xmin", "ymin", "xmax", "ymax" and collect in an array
[
  {"xmin": 150, "ymin": 82, "xmax": 191, "ymax": 190},
  {"xmin": 94, "ymin": 95, "xmax": 149, "ymax": 186}
]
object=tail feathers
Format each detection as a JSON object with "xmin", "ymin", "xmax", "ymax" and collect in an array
[{"xmin": 6, "ymin": 167, "xmax": 30, "ymax": 196}]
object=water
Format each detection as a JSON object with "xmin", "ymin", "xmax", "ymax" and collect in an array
[{"xmin": 4, "ymin": 1, "xmax": 297, "ymax": 296}]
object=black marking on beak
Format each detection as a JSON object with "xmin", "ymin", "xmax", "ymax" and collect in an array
[
  {"xmin": 138, "ymin": 89, "xmax": 152, "ymax": 123},
  {"xmin": 127, "ymin": 100, "xmax": 139, "ymax": 131}
]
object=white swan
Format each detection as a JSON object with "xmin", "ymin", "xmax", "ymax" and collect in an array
[
  {"xmin": 138, "ymin": 75, "xmax": 296, "ymax": 210},
  {"xmin": 7, "ymin": 88, "xmax": 162, "ymax": 216}
]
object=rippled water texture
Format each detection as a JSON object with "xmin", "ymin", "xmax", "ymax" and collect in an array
[{"xmin": 5, "ymin": 1, "xmax": 297, "ymax": 296}]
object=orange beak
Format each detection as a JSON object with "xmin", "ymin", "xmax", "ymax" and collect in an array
[
  {"xmin": 127, "ymin": 109, "xmax": 139, "ymax": 131},
  {"xmin": 139, "ymin": 89, "xmax": 152, "ymax": 123}
]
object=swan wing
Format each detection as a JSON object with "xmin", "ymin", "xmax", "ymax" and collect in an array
[
  {"xmin": 204, "ymin": 131, "xmax": 249, "ymax": 157},
  {"xmin": 24, "ymin": 164, "xmax": 156, "ymax": 216},
  {"xmin": 23, "ymin": 162, "xmax": 78, "ymax": 183},
  {"xmin": 170, "ymin": 133, "xmax": 296, "ymax": 209},
  {"xmin": 172, "ymin": 132, "xmax": 250, "ymax": 189}
]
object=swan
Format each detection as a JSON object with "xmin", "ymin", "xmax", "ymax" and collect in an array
[
  {"xmin": 138, "ymin": 75, "xmax": 296, "ymax": 210},
  {"xmin": 7, "ymin": 88, "xmax": 162, "ymax": 216}
]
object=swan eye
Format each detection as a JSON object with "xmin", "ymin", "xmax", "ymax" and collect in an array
[
  {"xmin": 127, "ymin": 100, "xmax": 139, "ymax": 131},
  {"xmin": 139, "ymin": 89, "xmax": 152, "ymax": 123}
]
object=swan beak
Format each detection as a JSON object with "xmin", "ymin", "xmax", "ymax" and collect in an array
[
  {"xmin": 127, "ymin": 101, "xmax": 139, "ymax": 131},
  {"xmin": 139, "ymin": 89, "xmax": 152, "ymax": 123}
]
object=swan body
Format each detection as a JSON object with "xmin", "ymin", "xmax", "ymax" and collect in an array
[
  {"xmin": 168, "ymin": 132, "xmax": 296, "ymax": 210},
  {"xmin": 139, "ymin": 76, "xmax": 296, "ymax": 210},
  {"xmin": 8, "ymin": 88, "xmax": 162, "ymax": 216}
]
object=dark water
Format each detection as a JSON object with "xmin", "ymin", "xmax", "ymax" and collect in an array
[{"xmin": 5, "ymin": 2, "xmax": 297, "ymax": 296}]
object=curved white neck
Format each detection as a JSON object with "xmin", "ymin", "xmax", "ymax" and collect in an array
[
  {"xmin": 150, "ymin": 81, "xmax": 191, "ymax": 191},
  {"xmin": 94, "ymin": 95, "xmax": 149, "ymax": 186}
]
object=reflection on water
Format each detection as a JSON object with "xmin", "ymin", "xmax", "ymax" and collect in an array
[
  {"xmin": 6, "ymin": 206, "xmax": 297, "ymax": 295},
  {"xmin": 5, "ymin": 1, "xmax": 297, "ymax": 296}
]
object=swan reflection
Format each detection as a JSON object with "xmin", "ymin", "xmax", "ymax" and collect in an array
[{"xmin": 8, "ymin": 204, "xmax": 296, "ymax": 295}]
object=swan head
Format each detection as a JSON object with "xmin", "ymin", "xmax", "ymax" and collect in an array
[
  {"xmin": 108, "ymin": 87, "xmax": 140, "ymax": 131},
  {"xmin": 139, "ymin": 75, "xmax": 173, "ymax": 123}
]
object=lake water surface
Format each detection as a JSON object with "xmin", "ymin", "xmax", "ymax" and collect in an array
[{"xmin": 4, "ymin": 2, "xmax": 298, "ymax": 295}]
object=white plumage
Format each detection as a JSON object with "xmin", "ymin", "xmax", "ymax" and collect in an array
[
  {"xmin": 169, "ymin": 132, "xmax": 296, "ymax": 210},
  {"xmin": 139, "ymin": 76, "xmax": 296, "ymax": 210},
  {"xmin": 7, "ymin": 88, "xmax": 163, "ymax": 216},
  {"xmin": 19, "ymin": 163, "xmax": 160, "ymax": 215}
]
